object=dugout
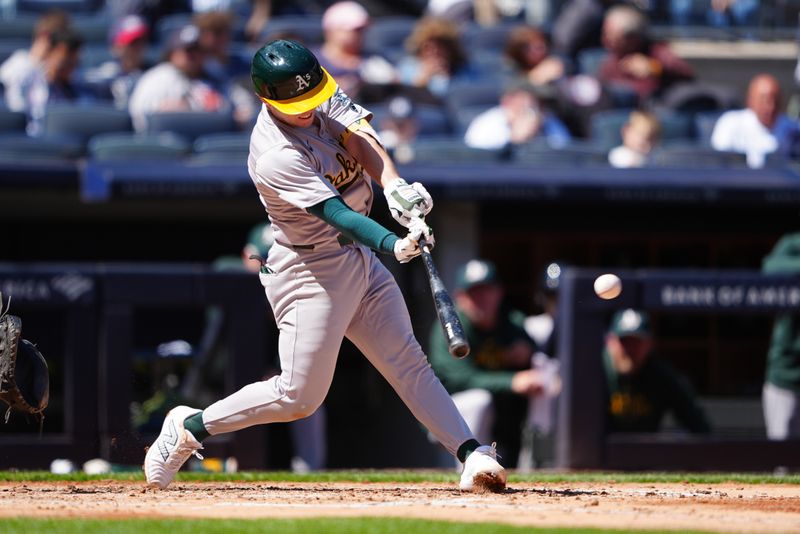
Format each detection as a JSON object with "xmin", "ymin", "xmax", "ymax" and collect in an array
[{"xmin": 555, "ymin": 268, "xmax": 800, "ymax": 471}]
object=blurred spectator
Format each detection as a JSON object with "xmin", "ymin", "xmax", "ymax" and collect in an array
[
  {"xmin": 604, "ymin": 309, "xmax": 711, "ymax": 434},
  {"xmin": 504, "ymin": 26, "xmax": 566, "ymax": 88},
  {"xmin": 0, "ymin": 9, "xmax": 71, "ymax": 112},
  {"xmin": 608, "ymin": 110, "xmax": 661, "ymax": 168},
  {"xmin": 429, "ymin": 259, "xmax": 560, "ymax": 466},
  {"xmin": 194, "ymin": 10, "xmax": 248, "ymax": 80},
  {"xmin": 376, "ymin": 95, "xmax": 420, "ymax": 164},
  {"xmin": 522, "ymin": 261, "xmax": 564, "ymax": 358},
  {"xmin": 464, "ymin": 83, "xmax": 571, "ymax": 150},
  {"xmin": 21, "ymin": 28, "xmax": 89, "ymax": 136},
  {"xmin": 194, "ymin": 10, "xmax": 258, "ymax": 125},
  {"xmin": 180, "ymin": 222, "xmax": 328, "ymax": 472},
  {"xmin": 761, "ymin": 232, "xmax": 800, "ymax": 440},
  {"xmin": 551, "ymin": 0, "xmax": 611, "ymax": 60},
  {"xmin": 83, "ymin": 15, "xmax": 150, "ymax": 109},
  {"xmin": 244, "ymin": 0, "xmax": 271, "ymax": 42},
  {"xmin": 128, "ymin": 24, "xmax": 232, "ymax": 132},
  {"xmin": 315, "ymin": 1, "xmax": 397, "ymax": 99},
  {"xmin": 711, "ymin": 74, "xmax": 800, "ymax": 169},
  {"xmin": 598, "ymin": 5, "xmax": 694, "ymax": 103},
  {"xmin": 396, "ymin": 17, "xmax": 480, "ymax": 99},
  {"xmin": 670, "ymin": 0, "xmax": 759, "ymax": 27},
  {"xmin": 109, "ymin": 0, "xmax": 192, "ymax": 27}
]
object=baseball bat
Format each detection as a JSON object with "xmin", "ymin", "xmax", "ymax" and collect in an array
[{"xmin": 419, "ymin": 237, "xmax": 470, "ymax": 359}]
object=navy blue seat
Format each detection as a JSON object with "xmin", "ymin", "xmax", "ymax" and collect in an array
[
  {"xmin": 193, "ymin": 132, "xmax": 250, "ymax": 161},
  {"xmin": 44, "ymin": 104, "xmax": 132, "ymax": 143},
  {"xmin": 73, "ymin": 13, "xmax": 112, "ymax": 43},
  {"xmin": 694, "ymin": 111, "xmax": 725, "ymax": 146},
  {"xmin": 0, "ymin": 132, "xmax": 84, "ymax": 159},
  {"xmin": 407, "ymin": 138, "xmax": 505, "ymax": 163},
  {"xmin": 88, "ymin": 132, "xmax": 190, "ymax": 161},
  {"xmin": 446, "ymin": 81, "xmax": 503, "ymax": 111},
  {"xmin": 0, "ymin": 107, "xmax": 27, "ymax": 132},
  {"xmin": 146, "ymin": 112, "xmax": 237, "ymax": 142},
  {"xmin": 649, "ymin": 145, "xmax": 747, "ymax": 168},
  {"xmin": 514, "ymin": 143, "xmax": 608, "ymax": 166},
  {"xmin": 0, "ymin": 15, "xmax": 37, "ymax": 40}
]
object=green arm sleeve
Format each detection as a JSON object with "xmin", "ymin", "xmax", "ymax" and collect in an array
[
  {"xmin": 763, "ymin": 234, "xmax": 800, "ymax": 274},
  {"xmin": 307, "ymin": 196, "xmax": 399, "ymax": 254},
  {"xmin": 428, "ymin": 320, "xmax": 516, "ymax": 394}
]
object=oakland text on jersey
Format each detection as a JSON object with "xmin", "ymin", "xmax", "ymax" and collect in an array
[{"xmin": 324, "ymin": 152, "xmax": 363, "ymax": 193}]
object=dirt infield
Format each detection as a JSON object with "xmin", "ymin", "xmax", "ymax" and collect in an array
[{"xmin": 2, "ymin": 480, "xmax": 800, "ymax": 532}]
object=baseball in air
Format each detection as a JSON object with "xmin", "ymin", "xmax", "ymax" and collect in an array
[{"xmin": 594, "ymin": 273, "xmax": 622, "ymax": 299}]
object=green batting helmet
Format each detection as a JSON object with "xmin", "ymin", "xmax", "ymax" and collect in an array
[{"xmin": 251, "ymin": 39, "xmax": 337, "ymax": 115}]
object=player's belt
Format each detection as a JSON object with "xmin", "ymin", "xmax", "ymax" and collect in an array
[{"xmin": 276, "ymin": 235, "xmax": 354, "ymax": 251}]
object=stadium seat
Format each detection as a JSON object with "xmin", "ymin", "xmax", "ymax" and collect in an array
[
  {"xmin": 0, "ymin": 107, "xmax": 27, "ymax": 132},
  {"xmin": 0, "ymin": 132, "xmax": 84, "ymax": 159},
  {"xmin": 88, "ymin": 132, "xmax": 190, "ymax": 161},
  {"xmin": 259, "ymin": 16, "xmax": 324, "ymax": 46},
  {"xmin": 514, "ymin": 143, "xmax": 608, "ymax": 166},
  {"xmin": 79, "ymin": 43, "xmax": 114, "ymax": 69},
  {"xmin": 43, "ymin": 104, "xmax": 132, "ymax": 143},
  {"xmin": 0, "ymin": 14, "xmax": 36, "ymax": 40},
  {"xmin": 589, "ymin": 109, "xmax": 634, "ymax": 149},
  {"xmin": 446, "ymin": 81, "xmax": 503, "ymax": 112},
  {"xmin": 146, "ymin": 112, "xmax": 237, "ymax": 142},
  {"xmin": 694, "ymin": 111, "xmax": 725, "ymax": 146},
  {"xmin": 649, "ymin": 145, "xmax": 748, "ymax": 168},
  {"xmin": 72, "ymin": 13, "xmax": 112, "ymax": 43},
  {"xmin": 362, "ymin": 17, "xmax": 415, "ymax": 57},
  {"xmin": 590, "ymin": 109, "xmax": 695, "ymax": 150},
  {"xmin": 406, "ymin": 138, "xmax": 506, "ymax": 163},
  {"xmin": 193, "ymin": 132, "xmax": 250, "ymax": 161}
]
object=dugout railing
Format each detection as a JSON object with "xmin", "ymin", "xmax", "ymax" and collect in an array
[{"xmin": 556, "ymin": 268, "xmax": 800, "ymax": 471}]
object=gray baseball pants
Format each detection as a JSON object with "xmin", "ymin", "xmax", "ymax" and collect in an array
[{"xmin": 202, "ymin": 241, "xmax": 474, "ymax": 455}]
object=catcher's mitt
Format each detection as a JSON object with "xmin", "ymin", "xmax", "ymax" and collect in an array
[{"xmin": 0, "ymin": 294, "xmax": 49, "ymax": 427}]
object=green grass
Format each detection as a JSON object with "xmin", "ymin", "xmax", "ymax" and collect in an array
[
  {"xmin": 0, "ymin": 470, "xmax": 799, "ymax": 484},
  {"xmin": 0, "ymin": 518, "xmax": 712, "ymax": 534}
]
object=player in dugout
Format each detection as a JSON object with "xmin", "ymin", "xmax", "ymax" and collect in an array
[
  {"xmin": 604, "ymin": 308, "xmax": 711, "ymax": 434},
  {"xmin": 143, "ymin": 39, "xmax": 506, "ymax": 492}
]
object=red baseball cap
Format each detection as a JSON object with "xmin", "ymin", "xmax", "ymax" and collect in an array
[{"xmin": 113, "ymin": 15, "xmax": 148, "ymax": 47}]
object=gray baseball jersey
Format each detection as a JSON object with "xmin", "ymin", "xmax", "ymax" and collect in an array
[{"xmin": 201, "ymin": 88, "xmax": 474, "ymax": 457}]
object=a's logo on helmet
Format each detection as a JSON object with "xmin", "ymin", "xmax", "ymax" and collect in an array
[{"xmin": 295, "ymin": 74, "xmax": 310, "ymax": 91}]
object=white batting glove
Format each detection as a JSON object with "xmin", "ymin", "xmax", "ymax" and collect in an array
[
  {"xmin": 393, "ymin": 219, "xmax": 435, "ymax": 263},
  {"xmin": 383, "ymin": 178, "xmax": 433, "ymax": 228}
]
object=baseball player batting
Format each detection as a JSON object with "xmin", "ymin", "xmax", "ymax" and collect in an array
[{"xmin": 144, "ymin": 40, "xmax": 506, "ymax": 492}]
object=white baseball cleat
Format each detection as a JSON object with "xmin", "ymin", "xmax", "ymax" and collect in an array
[
  {"xmin": 459, "ymin": 442, "xmax": 507, "ymax": 493},
  {"xmin": 144, "ymin": 405, "xmax": 204, "ymax": 489}
]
